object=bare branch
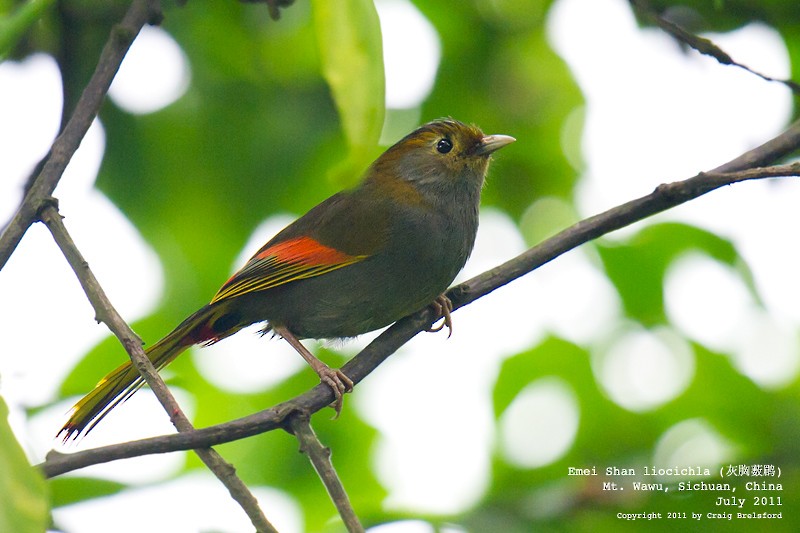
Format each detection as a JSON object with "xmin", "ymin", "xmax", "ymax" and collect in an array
[
  {"xmin": 39, "ymin": 202, "xmax": 278, "ymax": 533},
  {"xmin": 0, "ymin": 0, "xmax": 162, "ymax": 269},
  {"xmin": 289, "ymin": 414, "xmax": 364, "ymax": 533},
  {"xmin": 2, "ymin": 4, "xmax": 285, "ymax": 525},
  {"xmin": 39, "ymin": 124, "xmax": 800, "ymax": 479},
  {"xmin": 629, "ymin": 0, "xmax": 800, "ymax": 94}
]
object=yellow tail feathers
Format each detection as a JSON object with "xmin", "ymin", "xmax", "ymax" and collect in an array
[{"xmin": 59, "ymin": 304, "xmax": 239, "ymax": 441}]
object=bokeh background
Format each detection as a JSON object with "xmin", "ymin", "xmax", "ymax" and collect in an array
[{"xmin": 2, "ymin": 0, "xmax": 800, "ymax": 531}]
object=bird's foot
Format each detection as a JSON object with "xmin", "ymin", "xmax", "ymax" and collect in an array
[
  {"xmin": 425, "ymin": 294, "xmax": 453, "ymax": 337},
  {"xmin": 316, "ymin": 365, "xmax": 354, "ymax": 417}
]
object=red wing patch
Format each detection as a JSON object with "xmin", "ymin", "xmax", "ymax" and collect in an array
[
  {"xmin": 210, "ymin": 236, "xmax": 367, "ymax": 304},
  {"xmin": 255, "ymin": 236, "xmax": 357, "ymax": 265}
]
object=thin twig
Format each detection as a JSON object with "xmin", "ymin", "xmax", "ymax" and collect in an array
[
  {"xmin": 0, "ymin": 0, "xmax": 160, "ymax": 269},
  {"xmin": 289, "ymin": 414, "xmax": 364, "ymax": 533},
  {"xmin": 39, "ymin": 125, "xmax": 800, "ymax": 478},
  {"xmin": 39, "ymin": 202, "xmax": 278, "ymax": 533},
  {"xmin": 629, "ymin": 0, "xmax": 800, "ymax": 94}
]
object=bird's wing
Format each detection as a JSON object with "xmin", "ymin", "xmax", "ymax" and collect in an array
[{"xmin": 210, "ymin": 235, "xmax": 368, "ymax": 304}]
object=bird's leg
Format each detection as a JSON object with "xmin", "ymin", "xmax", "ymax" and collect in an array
[
  {"xmin": 425, "ymin": 294, "xmax": 453, "ymax": 337},
  {"xmin": 272, "ymin": 324, "xmax": 353, "ymax": 415}
]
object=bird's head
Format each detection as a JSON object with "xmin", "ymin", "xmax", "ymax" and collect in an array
[{"xmin": 367, "ymin": 119, "xmax": 515, "ymax": 198}]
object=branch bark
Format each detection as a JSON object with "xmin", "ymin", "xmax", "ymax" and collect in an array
[
  {"xmin": 289, "ymin": 414, "xmax": 364, "ymax": 533},
  {"xmin": 39, "ymin": 128, "xmax": 800, "ymax": 478}
]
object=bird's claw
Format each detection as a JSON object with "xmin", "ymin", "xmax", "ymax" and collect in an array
[
  {"xmin": 318, "ymin": 366, "xmax": 354, "ymax": 417},
  {"xmin": 425, "ymin": 294, "xmax": 453, "ymax": 337}
]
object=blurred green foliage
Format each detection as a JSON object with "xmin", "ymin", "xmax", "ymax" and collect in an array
[
  {"xmin": 2, "ymin": 0, "xmax": 799, "ymax": 531},
  {"xmin": 0, "ymin": 396, "xmax": 48, "ymax": 533},
  {"xmin": 597, "ymin": 223, "xmax": 744, "ymax": 326}
]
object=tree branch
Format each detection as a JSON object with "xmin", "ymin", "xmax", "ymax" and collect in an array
[
  {"xmin": 0, "ymin": 0, "xmax": 161, "ymax": 269},
  {"xmin": 8, "ymin": 1, "xmax": 276, "ymax": 529},
  {"xmin": 39, "ymin": 202, "xmax": 278, "ymax": 533},
  {"xmin": 289, "ymin": 414, "xmax": 364, "ymax": 533},
  {"xmin": 39, "ymin": 124, "xmax": 800, "ymax": 479},
  {"xmin": 629, "ymin": 0, "xmax": 800, "ymax": 93}
]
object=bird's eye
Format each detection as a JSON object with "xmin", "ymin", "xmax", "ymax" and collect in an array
[{"xmin": 436, "ymin": 138, "xmax": 453, "ymax": 154}]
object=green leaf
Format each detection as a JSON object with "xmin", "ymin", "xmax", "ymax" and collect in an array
[
  {"xmin": 0, "ymin": 395, "xmax": 48, "ymax": 533},
  {"xmin": 311, "ymin": 0, "xmax": 385, "ymax": 183}
]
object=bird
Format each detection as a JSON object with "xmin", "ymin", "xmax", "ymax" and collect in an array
[{"xmin": 58, "ymin": 118, "xmax": 515, "ymax": 440}]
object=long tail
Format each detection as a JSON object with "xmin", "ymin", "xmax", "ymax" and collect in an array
[{"xmin": 59, "ymin": 303, "xmax": 245, "ymax": 441}]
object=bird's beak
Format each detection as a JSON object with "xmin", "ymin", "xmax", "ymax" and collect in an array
[{"xmin": 475, "ymin": 134, "xmax": 516, "ymax": 156}]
